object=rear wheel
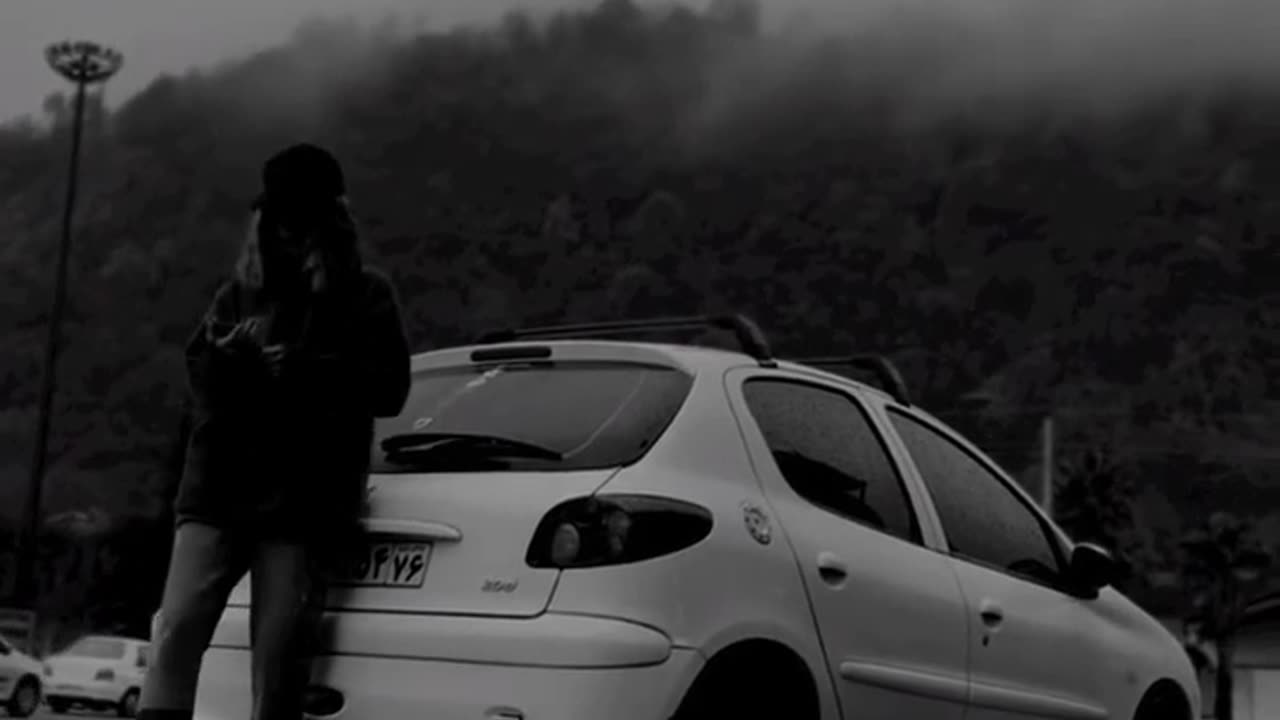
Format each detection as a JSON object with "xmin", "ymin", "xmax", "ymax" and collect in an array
[
  {"xmin": 1133, "ymin": 681, "xmax": 1192, "ymax": 720},
  {"xmin": 118, "ymin": 688, "xmax": 141, "ymax": 718},
  {"xmin": 7, "ymin": 677, "xmax": 40, "ymax": 718},
  {"xmin": 672, "ymin": 641, "xmax": 819, "ymax": 720}
]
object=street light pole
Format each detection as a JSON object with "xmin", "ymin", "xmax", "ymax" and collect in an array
[
  {"xmin": 1040, "ymin": 415, "xmax": 1055, "ymax": 518},
  {"xmin": 12, "ymin": 41, "xmax": 122, "ymax": 610}
]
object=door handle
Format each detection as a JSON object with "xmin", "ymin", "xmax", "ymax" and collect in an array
[
  {"xmin": 978, "ymin": 599, "xmax": 1004, "ymax": 626},
  {"xmin": 816, "ymin": 552, "xmax": 849, "ymax": 585}
]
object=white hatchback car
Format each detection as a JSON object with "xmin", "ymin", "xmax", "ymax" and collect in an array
[
  {"xmin": 0, "ymin": 634, "xmax": 43, "ymax": 717},
  {"xmin": 45, "ymin": 634, "xmax": 149, "ymax": 716},
  {"xmin": 194, "ymin": 316, "xmax": 1198, "ymax": 720}
]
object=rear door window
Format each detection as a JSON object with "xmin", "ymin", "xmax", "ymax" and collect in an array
[
  {"xmin": 65, "ymin": 637, "xmax": 126, "ymax": 660},
  {"xmin": 372, "ymin": 361, "xmax": 694, "ymax": 473},
  {"xmin": 743, "ymin": 378, "xmax": 922, "ymax": 543}
]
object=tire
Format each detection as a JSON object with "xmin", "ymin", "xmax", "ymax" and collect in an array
[
  {"xmin": 6, "ymin": 677, "xmax": 41, "ymax": 718},
  {"xmin": 672, "ymin": 646, "xmax": 819, "ymax": 720},
  {"xmin": 118, "ymin": 689, "xmax": 141, "ymax": 718},
  {"xmin": 1134, "ymin": 682, "xmax": 1191, "ymax": 720},
  {"xmin": 674, "ymin": 688, "xmax": 797, "ymax": 720}
]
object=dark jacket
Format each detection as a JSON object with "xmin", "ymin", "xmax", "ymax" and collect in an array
[{"xmin": 173, "ymin": 267, "xmax": 412, "ymax": 546}]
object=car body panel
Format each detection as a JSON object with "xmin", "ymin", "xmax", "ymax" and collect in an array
[
  {"xmin": 212, "ymin": 608, "xmax": 673, "ymax": 667},
  {"xmin": 45, "ymin": 635, "xmax": 147, "ymax": 709},
  {"xmin": 0, "ymin": 636, "xmax": 43, "ymax": 706},
  {"xmin": 228, "ymin": 469, "xmax": 620, "ymax": 616},
  {"xmin": 540, "ymin": 361, "xmax": 842, "ymax": 718},
  {"xmin": 723, "ymin": 367, "xmax": 971, "ymax": 720},
  {"xmin": 948, "ymin": 560, "xmax": 1111, "ymax": 720},
  {"xmin": 881, "ymin": 402, "xmax": 1199, "ymax": 719},
  {"xmin": 196, "ymin": 644, "xmax": 703, "ymax": 720},
  {"xmin": 1086, "ymin": 588, "xmax": 1202, "ymax": 718}
]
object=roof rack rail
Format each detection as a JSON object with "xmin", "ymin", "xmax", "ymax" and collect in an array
[
  {"xmin": 792, "ymin": 355, "xmax": 912, "ymax": 406},
  {"xmin": 475, "ymin": 314, "xmax": 776, "ymax": 366}
]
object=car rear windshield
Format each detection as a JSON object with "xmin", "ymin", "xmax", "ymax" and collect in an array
[
  {"xmin": 65, "ymin": 637, "xmax": 126, "ymax": 660},
  {"xmin": 371, "ymin": 360, "xmax": 694, "ymax": 473}
]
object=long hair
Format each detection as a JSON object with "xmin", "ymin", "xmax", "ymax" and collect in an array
[
  {"xmin": 234, "ymin": 197, "xmax": 363, "ymax": 297},
  {"xmin": 233, "ymin": 212, "xmax": 266, "ymax": 292}
]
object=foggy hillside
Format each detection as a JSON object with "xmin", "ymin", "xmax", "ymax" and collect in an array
[{"xmin": 0, "ymin": 0, "xmax": 1276, "ymax": 625}]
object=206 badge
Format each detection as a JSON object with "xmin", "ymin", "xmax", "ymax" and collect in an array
[{"xmin": 741, "ymin": 501, "xmax": 773, "ymax": 545}]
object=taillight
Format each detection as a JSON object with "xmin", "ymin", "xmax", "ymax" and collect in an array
[
  {"xmin": 526, "ymin": 494, "xmax": 713, "ymax": 569},
  {"xmin": 95, "ymin": 668, "xmax": 115, "ymax": 681}
]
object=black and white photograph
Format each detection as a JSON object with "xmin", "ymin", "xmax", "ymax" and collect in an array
[{"xmin": 0, "ymin": 0, "xmax": 1277, "ymax": 719}]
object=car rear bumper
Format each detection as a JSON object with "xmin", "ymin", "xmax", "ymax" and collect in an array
[
  {"xmin": 197, "ymin": 611, "xmax": 703, "ymax": 720},
  {"xmin": 197, "ymin": 647, "xmax": 701, "ymax": 720},
  {"xmin": 46, "ymin": 681, "xmax": 121, "ymax": 705}
]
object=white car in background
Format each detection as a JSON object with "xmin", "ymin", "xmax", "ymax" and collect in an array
[
  {"xmin": 45, "ymin": 634, "xmax": 148, "ymax": 717},
  {"xmin": 0, "ymin": 634, "xmax": 43, "ymax": 717},
  {"xmin": 192, "ymin": 315, "xmax": 1199, "ymax": 720}
]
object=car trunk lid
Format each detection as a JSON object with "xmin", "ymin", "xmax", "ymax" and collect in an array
[{"xmin": 226, "ymin": 468, "xmax": 617, "ymax": 617}]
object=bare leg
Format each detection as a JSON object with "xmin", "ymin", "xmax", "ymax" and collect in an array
[
  {"xmin": 249, "ymin": 541, "xmax": 326, "ymax": 720},
  {"xmin": 139, "ymin": 523, "xmax": 250, "ymax": 720}
]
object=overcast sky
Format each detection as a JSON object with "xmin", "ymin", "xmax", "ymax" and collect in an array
[
  {"xmin": 10, "ymin": 0, "xmax": 1280, "ymax": 125},
  {"xmin": 0, "ymin": 0, "xmax": 598, "ymax": 122}
]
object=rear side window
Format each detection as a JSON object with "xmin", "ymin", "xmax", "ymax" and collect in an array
[
  {"xmin": 743, "ymin": 379, "xmax": 921, "ymax": 543},
  {"xmin": 372, "ymin": 361, "xmax": 693, "ymax": 473},
  {"xmin": 65, "ymin": 637, "xmax": 126, "ymax": 660}
]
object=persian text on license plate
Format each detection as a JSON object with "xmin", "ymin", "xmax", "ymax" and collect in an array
[{"xmin": 335, "ymin": 542, "xmax": 431, "ymax": 588}]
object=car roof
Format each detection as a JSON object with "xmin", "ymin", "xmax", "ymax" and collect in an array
[
  {"xmin": 421, "ymin": 313, "xmax": 913, "ymax": 405},
  {"xmin": 412, "ymin": 339, "xmax": 900, "ymax": 404},
  {"xmin": 76, "ymin": 634, "xmax": 147, "ymax": 645},
  {"xmin": 413, "ymin": 339, "xmax": 747, "ymax": 374}
]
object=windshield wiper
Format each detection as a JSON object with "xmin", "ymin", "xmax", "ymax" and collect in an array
[{"xmin": 380, "ymin": 432, "xmax": 563, "ymax": 461}]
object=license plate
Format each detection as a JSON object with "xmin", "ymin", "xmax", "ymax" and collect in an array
[{"xmin": 332, "ymin": 542, "xmax": 430, "ymax": 588}]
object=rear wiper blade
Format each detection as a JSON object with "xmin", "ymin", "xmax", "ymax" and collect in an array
[{"xmin": 380, "ymin": 432, "xmax": 563, "ymax": 461}]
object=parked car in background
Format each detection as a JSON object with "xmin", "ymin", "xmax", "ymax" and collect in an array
[
  {"xmin": 0, "ymin": 634, "xmax": 43, "ymax": 717},
  {"xmin": 45, "ymin": 635, "xmax": 148, "ymax": 717}
]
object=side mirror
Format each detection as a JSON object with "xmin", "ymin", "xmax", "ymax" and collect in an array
[{"xmin": 1069, "ymin": 542, "xmax": 1116, "ymax": 594}]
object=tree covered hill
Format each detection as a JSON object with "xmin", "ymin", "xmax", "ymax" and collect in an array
[{"xmin": 0, "ymin": 0, "xmax": 1276, "ymax": 569}]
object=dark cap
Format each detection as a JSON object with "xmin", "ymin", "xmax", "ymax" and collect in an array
[{"xmin": 253, "ymin": 143, "xmax": 346, "ymax": 210}]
